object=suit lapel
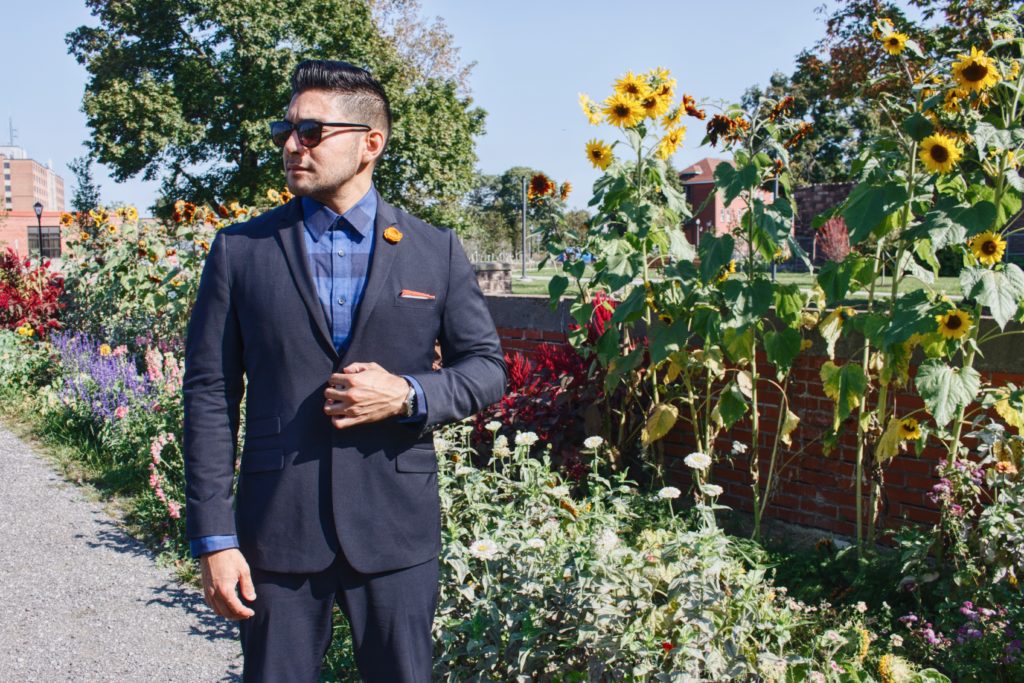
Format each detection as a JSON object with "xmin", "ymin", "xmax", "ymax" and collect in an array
[
  {"xmin": 275, "ymin": 198, "xmax": 338, "ymax": 361},
  {"xmin": 339, "ymin": 193, "xmax": 401, "ymax": 367}
]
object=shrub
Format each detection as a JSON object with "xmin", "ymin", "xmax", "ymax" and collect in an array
[{"xmin": 0, "ymin": 247, "xmax": 65, "ymax": 339}]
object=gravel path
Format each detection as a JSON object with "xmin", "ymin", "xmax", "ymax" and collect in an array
[{"xmin": 0, "ymin": 423, "xmax": 242, "ymax": 682}]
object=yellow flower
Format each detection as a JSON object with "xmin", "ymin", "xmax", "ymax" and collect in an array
[
  {"xmin": 943, "ymin": 88, "xmax": 967, "ymax": 114},
  {"xmin": 878, "ymin": 654, "xmax": 914, "ymax": 683},
  {"xmin": 15, "ymin": 324, "xmax": 34, "ymax": 338},
  {"xmin": 280, "ymin": 188, "xmax": 294, "ymax": 204},
  {"xmin": 107, "ymin": 224, "xmax": 118, "ymax": 235},
  {"xmin": 99, "ymin": 344, "xmax": 112, "ymax": 356},
  {"xmin": 716, "ymin": 259, "xmax": 736, "ymax": 283},
  {"xmin": 662, "ymin": 105, "xmax": 683, "ymax": 129},
  {"xmin": 603, "ymin": 92, "xmax": 645, "ymax": 128},
  {"xmin": 638, "ymin": 90, "xmax": 671, "ymax": 120},
  {"xmin": 578, "ymin": 93, "xmax": 602, "ymax": 125},
  {"xmin": 953, "ymin": 47, "xmax": 1001, "ymax": 93},
  {"xmin": 919, "ymin": 133, "xmax": 963, "ymax": 174},
  {"xmin": 858, "ymin": 628, "xmax": 871, "ymax": 661},
  {"xmin": 881, "ymin": 32, "xmax": 909, "ymax": 55},
  {"xmin": 78, "ymin": 231, "xmax": 90, "ymax": 242},
  {"xmin": 655, "ymin": 126, "xmax": 686, "ymax": 160},
  {"xmin": 59, "ymin": 212, "xmax": 74, "ymax": 228},
  {"xmin": 800, "ymin": 339, "xmax": 813, "ymax": 351},
  {"xmin": 123, "ymin": 206, "xmax": 139, "ymax": 222},
  {"xmin": 899, "ymin": 418, "xmax": 922, "ymax": 440},
  {"xmin": 266, "ymin": 188, "xmax": 281, "ymax": 203},
  {"xmin": 935, "ymin": 309, "xmax": 972, "ymax": 339},
  {"xmin": 613, "ymin": 70, "xmax": 648, "ymax": 99},
  {"xmin": 1008, "ymin": 60, "xmax": 1021, "ymax": 80},
  {"xmin": 871, "ymin": 18, "xmax": 895, "ymax": 41},
  {"xmin": 969, "ymin": 231, "xmax": 1007, "ymax": 266},
  {"xmin": 527, "ymin": 173, "xmax": 555, "ymax": 201},
  {"xmin": 559, "ymin": 181, "xmax": 572, "ymax": 202},
  {"xmin": 586, "ymin": 139, "xmax": 614, "ymax": 170}
]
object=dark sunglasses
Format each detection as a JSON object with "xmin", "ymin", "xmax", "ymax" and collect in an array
[{"xmin": 269, "ymin": 119, "xmax": 371, "ymax": 148}]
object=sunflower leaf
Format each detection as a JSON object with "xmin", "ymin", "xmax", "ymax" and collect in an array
[
  {"xmin": 764, "ymin": 328, "xmax": 802, "ymax": 377},
  {"xmin": 780, "ymin": 409, "xmax": 800, "ymax": 447},
  {"xmin": 902, "ymin": 112, "xmax": 934, "ymax": 142},
  {"xmin": 724, "ymin": 277, "xmax": 773, "ymax": 328},
  {"xmin": 842, "ymin": 182, "xmax": 909, "ymax": 244},
  {"xmin": 642, "ymin": 403, "xmax": 678, "ymax": 445},
  {"xmin": 712, "ymin": 381, "xmax": 748, "ymax": 431},
  {"xmin": 714, "ymin": 162, "xmax": 759, "ymax": 206},
  {"xmin": 820, "ymin": 361, "xmax": 867, "ymax": 423},
  {"xmin": 773, "ymin": 283, "xmax": 806, "ymax": 327},
  {"xmin": 875, "ymin": 417, "xmax": 905, "ymax": 465},
  {"xmin": 915, "ymin": 360, "xmax": 981, "ymax": 427},
  {"xmin": 973, "ymin": 121, "xmax": 1014, "ymax": 153},
  {"xmin": 751, "ymin": 197, "xmax": 794, "ymax": 259},
  {"xmin": 698, "ymin": 233, "xmax": 735, "ymax": 284},
  {"xmin": 910, "ymin": 196, "xmax": 996, "ymax": 248},
  {"xmin": 961, "ymin": 264, "xmax": 1024, "ymax": 329},
  {"xmin": 548, "ymin": 275, "xmax": 569, "ymax": 304}
]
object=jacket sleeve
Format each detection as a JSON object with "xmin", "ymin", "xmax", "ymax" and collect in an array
[
  {"xmin": 409, "ymin": 229, "xmax": 507, "ymax": 428},
  {"xmin": 182, "ymin": 232, "xmax": 245, "ymax": 540}
]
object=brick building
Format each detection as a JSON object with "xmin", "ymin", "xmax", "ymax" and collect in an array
[
  {"xmin": 0, "ymin": 146, "xmax": 66, "ymax": 260},
  {"xmin": 678, "ymin": 157, "xmax": 777, "ymax": 246}
]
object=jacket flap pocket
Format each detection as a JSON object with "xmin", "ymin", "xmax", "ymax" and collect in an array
[
  {"xmin": 241, "ymin": 449, "xmax": 284, "ymax": 473},
  {"xmin": 393, "ymin": 292, "xmax": 438, "ymax": 309},
  {"xmin": 396, "ymin": 447, "xmax": 437, "ymax": 473},
  {"xmin": 246, "ymin": 416, "xmax": 281, "ymax": 438}
]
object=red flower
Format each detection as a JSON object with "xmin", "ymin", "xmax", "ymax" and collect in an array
[{"xmin": 661, "ymin": 641, "xmax": 674, "ymax": 652}]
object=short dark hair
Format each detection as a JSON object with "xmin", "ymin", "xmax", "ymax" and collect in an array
[{"xmin": 290, "ymin": 59, "xmax": 392, "ymax": 141}]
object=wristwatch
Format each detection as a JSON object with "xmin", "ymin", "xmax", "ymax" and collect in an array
[{"xmin": 400, "ymin": 381, "xmax": 417, "ymax": 418}]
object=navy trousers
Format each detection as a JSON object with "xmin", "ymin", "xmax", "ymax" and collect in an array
[{"xmin": 239, "ymin": 552, "xmax": 439, "ymax": 682}]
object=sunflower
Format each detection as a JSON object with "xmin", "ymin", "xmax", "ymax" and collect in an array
[
  {"xmin": 935, "ymin": 309, "xmax": 972, "ymax": 340},
  {"xmin": 280, "ymin": 188, "xmax": 294, "ymax": 204},
  {"xmin": 881, "ymin": 32, "xmax": 908, "ymax": 55},
  {"xmin": 716, "ymin": 259, "xmax": 737, "ymax": 283},
  {"xmin": 662, "ymin": 105, "xmax": 683, "ymax": 129},
  {"xmin": 78, "ymin": 231, "xmax": 90, "ymax": 241},
  {"xmin": 59, "ymin": 212, "xmax": 74, "ymax": 228},
  {"xmin": 578, "ymin": 93, "xmax": 602, "ymax": 125},
  {"xmin": 682, "ymin": 93, "xmax": 706, "ymax": 120},
  {"xmin": 527, "ymin": 173, "xmax": 555, "ymax": 200},
  {"xmin": 559, "ymin": 181, "xmax": 572, "ymax": 201},
  {"xmin": 638, "ymin": 90, "xmax": 671, "ymax": 120},
  {"xmin": 614, "ymin": 71, "xmax": 648, "ymax": 99},
  {"xmin": 871, "ymin": 17, "xmax": 895, "ymax": 41},
  {"xmin": 943, "ymin": 88, "xmax": 966, "ymax": 114},
  {"xmin": 767, "ymin": 96, "xmax": 795, "ymax": 122},
  {"xmin": 953, "ymin": 47, "xmax": 1001, "ymax": 93},
  {"xmin": 267, "ymin": 188, "xmax": 281, "ymax": 203},
  {"xmin": 919, "ymin": 133, "xmax": 963, "ymax": 173},
  {"xmin": 586, "ymin": 139, "xmax": 614, "ymax": 170},
  {"xmin": 107, "ymin": 224, "xmax": 118, "ymax": 235},
  {"xmin": 603, "ymin": 93, "xmax": 645, "ymax": 128},
  {"xmin": 898, "ymin": 418, "xmax": 922, "ymax": 441},
  {"xmin": 655, "ymin": 126, "xmax": 686, "ymax": 160},
  {"xmin": 969, "ymin": 230, "xmax": 1007, "ymax": 266},
  {"xmin": 706, "ymin": 114, "xmax": 735, "ymax": 147}
]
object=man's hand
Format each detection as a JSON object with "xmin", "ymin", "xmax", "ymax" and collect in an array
[
  {"xmin": 200, "ymin": 548, "xmax": 256, "ymax": 620},
  {"xmin": 324, "ymin": 362, "xmax": 409, "ymax": 429}
]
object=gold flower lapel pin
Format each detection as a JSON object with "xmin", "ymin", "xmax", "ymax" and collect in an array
[{"xmin": 383, "ymin": 225, "xmax": 403, "ymax": 244}]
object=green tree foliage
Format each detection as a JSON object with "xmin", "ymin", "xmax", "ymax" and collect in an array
[
  {"xmin": 66, "ymin": 0, "xmax": 485, "ymax": 223},
  {"xmin": 465, "ymin": 167, "xmax": 565, "ymax": 256},
  {"xmin": 67, "ymin": 155, "xmax": 102, "ymax": 215}
]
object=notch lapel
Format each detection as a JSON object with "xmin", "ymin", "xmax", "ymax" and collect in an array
[{"xmin": 274, "ymin": 199, "xmax": 338, "ymax": 361}]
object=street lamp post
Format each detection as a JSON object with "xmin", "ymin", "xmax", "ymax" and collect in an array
[{"xmin": 32, "ymin": 201, "xmax": 43, "ymax": 261}]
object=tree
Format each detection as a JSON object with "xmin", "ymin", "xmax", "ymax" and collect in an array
[
  {"xmin": 465, "ymin": 167, "xmax": 566, "ymax": 257},
  {"xmin": 66, "ymin": 0, "xmax": 485, "ymax": 224},
  {"xmin": 67, "ymin": 155, "xmax": 102, "ymax": 214}
]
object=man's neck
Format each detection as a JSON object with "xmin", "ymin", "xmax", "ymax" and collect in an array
[{"xmin": 312, "ymin": 174, "xmax": 373, "ymax": 215}]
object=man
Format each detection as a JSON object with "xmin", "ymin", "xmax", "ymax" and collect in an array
[{"xmin": 183, "ymin": 59, "xmax": 506, "ymax": 682}]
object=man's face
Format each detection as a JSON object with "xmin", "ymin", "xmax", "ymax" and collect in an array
[{"xmin": 282, "ymin": 89, "xmax": 368, "ymax": 199}]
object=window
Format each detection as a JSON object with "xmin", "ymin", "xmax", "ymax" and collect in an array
[{"xmin": 27, "ymin": 226, "xmax": 61, "ymax": 258}]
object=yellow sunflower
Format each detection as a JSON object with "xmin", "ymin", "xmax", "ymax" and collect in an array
[
  {"xmin": 59, "ymin": 212, "xmax": 74, "ymax": 228},
  {"xmin": 578, "ymin": 93, "xmax": 602, "ymax": 125},
  {"xmin": 919, "ymin": 133, "xmax": 963, "ymax": 174},
  {"xmin": 123, "ymin": 206, "xmax": 139, "ymax": 222},
  {"xmin": 603, "ymin": 93, "xmax": 645, "ymax": 128},
  {"xmin": 559, "ymin": 181, "xmax": 572, "ymax": 201},
  {"xmin": 266, "ymin": 188, "xmax": 281, "ymax": 203},
  {"xmin": 99, "ymin": 343, "xmax": 112, "ymax": 356},
  {"xmin": 663, "ymin": 105, "xmax": 683, "ymax": 129},
  {"xmin": 871, "ymin": 18, "xmax": 895, "ymax": 41},
  {"xmin": 953, "ymin": 47, "xmax": 1001, "ymax": 93},
  {"xmin": 586, "ymin": 139, "xmax": 614, "ymax": 170},
  {"xmin": 638, "ymin": 89, "xmax": 671, "ymax": 120},
  {"xmin": 614, "ymin": 71, "xmax": 648, "ymax": 99},
  {"xmin": 969, "ymin": 230, "xmax": 1007, "ymax": 266},
  {"xmin": 935, "ymin": 309, "xmax": 972, "ymax": 340},
  {"xmin": 716, "ymin": 259, "xmax": 737, "ymax": 283},
  {"xmin": 943, "ymin": 88, "xmax": 966, "ymax": 114},
  {"xmin": 899, "ymin": 418, "xmax": 922, "ymax": 441},
  {"xmin": 655, "ymin": 126, "xmax": 686, "ymax": 160},
  {"xmin": 107, "ymin": 224, "xmax": 118, "ymax": 235},
  {"xmin": 881, "ymin": 32, "xmax": 909, "ymax": 55}
]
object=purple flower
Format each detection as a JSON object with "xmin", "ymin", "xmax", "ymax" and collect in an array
[{"xmin": 51, "ymin": 331, "xmax": 153, "ymax": 422}]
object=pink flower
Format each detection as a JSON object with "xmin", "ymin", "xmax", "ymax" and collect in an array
[
  {"xmin": 114, "ymin": 405, "xmax": 129, "ymax": 420},
  {"xmin": 145, "ymin": 347, "xmax": 165, "ymax": 383},
  {"xmin": 112, "ymin": 345, "xmax": 128, "ymax": 357},
  {"xmin": 167, "ymin": 501, "xmax": 182, "ymax": 519}
]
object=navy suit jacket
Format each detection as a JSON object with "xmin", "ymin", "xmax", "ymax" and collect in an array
[{"xmin": 182, "ymin": 193, "xmax": 507, "ymax": 575}]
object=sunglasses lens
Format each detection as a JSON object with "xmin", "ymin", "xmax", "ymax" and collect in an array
[
  {"xmin": 296, "ymin": 121, "xmax": 323, "ymax": 147},
  {"xmin": 270, "ymin": 122, "xmax": 291, "ymax": 147}
]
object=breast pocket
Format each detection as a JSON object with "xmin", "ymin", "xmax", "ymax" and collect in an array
[{"xmin": 393, "ymin": 291, "xmax": 438, "ymax": 310}]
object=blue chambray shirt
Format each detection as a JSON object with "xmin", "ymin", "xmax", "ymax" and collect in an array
[{"xmin": 190, "ymin": 188, "xmax": 428, "ymax": 559}]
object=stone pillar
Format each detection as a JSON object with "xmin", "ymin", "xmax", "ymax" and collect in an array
[{"xmin": 472, "ymin": 261, "xmax": 512, "ymax": 294}]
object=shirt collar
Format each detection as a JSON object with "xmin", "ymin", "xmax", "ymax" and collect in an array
[{"xmin": 301, "ymin": 186, "xmax": 377, "ymax": 242}]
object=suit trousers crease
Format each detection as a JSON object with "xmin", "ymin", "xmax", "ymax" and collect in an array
[{"xmin": 239, "ymin": 550, "xmax": 440, "ymax": 683}]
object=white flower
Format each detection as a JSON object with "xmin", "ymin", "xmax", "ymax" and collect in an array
[
  {"xmin": 547, "ymin": 485, "xmax": 570, "ymax": 498},
  {"xmin": 890, "ymin": 634, "xmax": 903, "ymax": 648},
  {"xmin": 493, "ymin": 435, "xmax": 510, "ymax": 457},
  {"xmin": 732, "ymin": 440, "xmax": 748, "ymax": 454},
  {"xmin": 515, "ymin": 431, "xmax": 539, "ymax": 447},
  {"xmin": 702, "ymin": 484, "xmax": 724, "ymax": 497},
  {"xmin": 454, "ymin": 466, "xmax": 475, "ymax": 477},
  {"xmin": 595, "ymin": 528, "xmax": 620, "ymax": 553},
  {"xmin": 583, "ymin": 435, "xmax": 604, "ymax": 449},
  {"xmin": 855, "ymin": 601, "xmax": 867, "ymax": 614},
  {"xmin": 468, "ymin": 538, "xmax": 499, "ymax": 560},
  {"xmin": 485, "ymin": 421, "xmax": 502, "ymax": 432},
  {"xmin": 808, "ymin": 673, "xmax": 826, "ymax": 683},
  {"xmin": 434, "ymin": 437, "xmax": 450, "ymax": 453},
  {"xmin": 824, "ymin": 630, "xmax": 843, "ymax": 644},
  {"xmin": 525, "ymin": 537, "xmax": 546, "ymax": 549},
  {"xmin": 657, "ymin": 486, "xmax": 681, "ymax": 499},
  {"xmin": 683, "ymin": 452, "xmax": 712, "ymax": 470}
]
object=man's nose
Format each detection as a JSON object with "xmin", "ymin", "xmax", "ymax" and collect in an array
[{"xmin": 283, "ymin": 128, "xmax": 304, "ymax": 154}]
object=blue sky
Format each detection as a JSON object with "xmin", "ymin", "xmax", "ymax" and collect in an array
[{"xmin": 2, "ymin": 0, "xmax": 835, "ymax": 214}]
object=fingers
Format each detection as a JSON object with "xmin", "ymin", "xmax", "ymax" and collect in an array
[
  {"xmin": 238, "ymin": 567, "xmax": 257, "ymax": 602},
  {"xmin": 201, "ymin": 550, "xmax": 256, "ymax": 621},
  {"xmin": 343, "ymin": 362, "xmax": 381, "ymax": 374}
]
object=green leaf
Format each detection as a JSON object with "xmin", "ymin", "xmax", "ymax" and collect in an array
[
  {"xmin": 712, "ymin": 381, "xmax": 748, "ymax": 430},
  {"xmin": 817, "ymin": 255, "xmax": 872, "ymax": 305},
  {"xmin": 723, "ymin": 326, "xmax": 754, "ymax": 365},
  {"xmin": 961, "ymin": 264, "xmax": 1024, "ymax": 329},
  {"xmin": 750, "ymin": 197, "xmax": 794, "ymax": 260},
  {"xmin": 610, "ymin": 286, "xmax": 647, "ymax": 325},
  {"xmin": 714, "ymin": 161, "xmax": 759, "ymax": 205},
  {"xmin": 604, "ymin": 345, "xmax": 643, "ymax": 392},
  {"xmin": 915, "ymin": 360, "xmax": 981, "ymax": 427},
  {"xmin": 911, "ymin": 197, "xmax": 996, "ymax": 249},
  {"xmin": 649, "ymin": 317, "xmax": 688, "ymax": 365},
  {"xmin": 642, "ymin": 403, "xmax": 678, "ymax": 444},
  {"xmin": 901, "ymin": 112, "xmax": 934, "ymax": 141},
  {"xmin": 820, "ymin": 361, "xmax": 867, "ymax": 422},
  {"xmin": 666, "ymin": 226, "xmax": 696, "ymax": 261},
  {"xmin": 883, "ymin": 290, "xmax": 936, "ymax": 350},
  {"xmin": 773, "ymin": 283, "xmax": 805, "ymax": 327},
  {"xmin": 548, "ymin": 275, "xmax": 568, "ymax": 304},
  {"xmin": 723, "ymin": 277, "xmax": 773, "ymax": 327},
  {"xmin": 596, "ymin": 327, "xmax": 620, "ymax": 365},
  {"xmin": 842, "ymin": 182, "xmax": 909, "ymax": 244},
  {"xmin": 698, "ymin": 233, "xmax": 735, "ymax": 284},
  {"xmin": 691, "ymin": 307, "xmax": 722, "ymax": 344},
  {"xmin": 764, "ymin": 328, "xmax": 802, "ymax": 376}
]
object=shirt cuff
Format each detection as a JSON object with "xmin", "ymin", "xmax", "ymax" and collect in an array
[
  {"xmin": 398, "ymin": 375, "xmax": 427, "ymax": 423},
  {"xmin": 190, "ymin": 535, "xmax": 239, "ymax": 559}
]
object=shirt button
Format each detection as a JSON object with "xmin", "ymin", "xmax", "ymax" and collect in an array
[
  {"xmin": 337, "ymin": 248, "xmax": 345, "ymax": 257},
  {"xmin": 337, "ymin": 296, "xmax": 346, "ymax": 305}
]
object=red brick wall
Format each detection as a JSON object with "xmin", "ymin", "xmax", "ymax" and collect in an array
[{"xmin": 490, "ymin": 307, "xmax": 1022, "ymax": 538}]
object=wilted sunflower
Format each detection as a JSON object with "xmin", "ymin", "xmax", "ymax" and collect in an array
[
  {"xmin": 935, "ymin": 309, "xmax": 972, "ymax": 339},
  {"xmin": 578, "ymin": 93, "xmax": 602, "ymax": 125},
  {"xmin": 613, "ymin": 71, "xmax": 648, "ymax": 99},
  {"xmin": 527, "ymin": 173, "xmax": 556, "ymax": 201},
  {"xmin": 969, "ymin": 230, "xmax": 1007, "ymax": 266},
  {"xmin": 681, "ymin": 93, "xmax": 706, "ymax": 120},
  {"xmin": 559, "ymin": 181, "xmax": 572, "ymax": 201},
  {"xmin": 783, "ymin": 121, "xmax": 813, "ymax": 149},
  {"xmin": 706, "ymin": 114, "xmax": 735, "ymax": 147},
  {"xmin": 603, "ymin": 93, "xmax": 645, "ymax": 128},
  {"xmin": 919, "ymin": 133, "xmax": 963, "ymax": 173},
  {"xmin": 881, "ymin": 32, "xmax": 908, "ymax": 55},
  {"xmin": 586, "ymin": 139, "xmax": 614, "ymax": 170},
  {"xmin": 899, "ymin": 418, "xmax": 922, "ymax": 441},
  {"xmin": 767, "ymin": 96, "xmax": 795, "ymax": 122},
  {"xmin": 655, "ymin": 126, "xmax": 686, "ymax": 160},
  {"xmin": 953, "ymin": 47, "xmax": 1001, "ymax": 93}
]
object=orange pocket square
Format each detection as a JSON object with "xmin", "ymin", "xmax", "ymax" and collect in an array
[{"xmin": 399, "ymin": 289, "xmax": 436, "ymax": 300}]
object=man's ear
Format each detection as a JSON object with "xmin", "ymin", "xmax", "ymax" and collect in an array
[{"xmin": 363, "ymin": 130, "xmax": 387, "ymax": 165}]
